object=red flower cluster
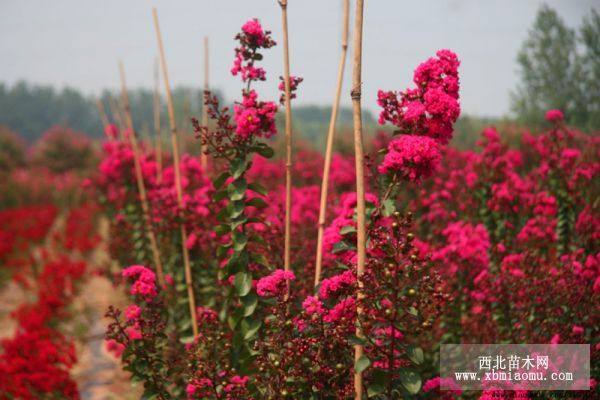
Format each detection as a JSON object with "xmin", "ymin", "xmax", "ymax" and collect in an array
[
  {"xmin": 377, "ymin": 50, "xmax": 461, "ymax": 182},
  {"xmin": 233, "ymin": 90, "xmax": 278, "ymax": 139},
  {"xmin": 377, "ymin": 134, "xmax": 442, "ymax": 181},
  {"xmin": 231, "ymin": 18, "xmax": 276, "ymax": 82},
  {"xmin": 377, "ymin": 49, "xmax": 460, "ymax": 144},
  {"xmin": 0, "ymin": 256, "xmax": 87, "ymax": 399}
]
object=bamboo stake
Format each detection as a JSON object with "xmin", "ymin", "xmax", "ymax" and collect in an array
[
  {"xmin": 278, "ymin": 0, "xmax": 293, "ymax": 280},
  {"xmin": 107, "ymin": 95, "xmax": 125, "ymax": 134},
  {"xmin": 153, "ymin": 7, "xmax": 199, "ymax": 338},
  {"xmin": 200, "ymin": 36, "xmax": 209, "ymax": 173},
  {"xmin": 314, "ymin": 0, "xmax": 350, "ymax": 287},
  {"xmin": 351, "ymin": 0, "xmax": 366, "ymax": 398},
  {"xmin": 96, "ymin": 99, "xmax": 110, "ymax": 128},
  {"xmin": 118, "ymin": 61, "xmax": 165, "ymax": 287},
  {"xmin": 153, "ymin": 58, "xmax": 163, "ymax": 182}
]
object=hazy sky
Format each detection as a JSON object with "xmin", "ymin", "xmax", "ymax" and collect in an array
[{"xmin": 0, "ymin": 0, "xmax": 596, "ymax": 117}]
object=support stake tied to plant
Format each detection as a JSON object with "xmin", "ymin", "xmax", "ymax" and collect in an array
[
  {"xmin": 278, "ymin": 0, "xmax": 294, "ymax": 293},
  {"xmin": 351, "ymin": 0, "xmax": 367, "ymax": 398},
  {"xmin": 118, "ymin": 61, "xmax": 165, "ymax": 288},
  {"xmin": 314, "ymin": 0, "xmax": 350, "ymax": 287},
  {"xmin": 153, "ymin": 57, "xmax": 163, "ymax": 183},
  {"xmin": 152, "ymin": 7, "xmax": 199, "ymax": 338}
]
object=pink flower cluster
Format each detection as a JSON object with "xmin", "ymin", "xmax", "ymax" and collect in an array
[
  {"xmin": 302, "ymin": 295, "xmax": 325, "ymax": 316},
  {"xmin": 321, "ymin": 192, "xmax": 378, "ymax": 266},
  {"xmin": 233, "ymin": 90, "xmax": 278, "ymax": 139},
  {"xmin": 545, "ymin": 109, "xmax": 564, "ymax": 123},
  {"xmin": 241, "ymin": 19, "xmax": 267, "ymax": 46},
  {"xmin": 278, "ymin": 75, "xmax": 303, "ymax": 105},
  {"xmin": 124, "ymin": 304, "xmax": 141, "ymax": 321},
  {"xmin": 377, "ymin": 49, "xmax": 461, "ymax": 144},
  {"xmin": 318, "ymin": 269, "xmax": 356, "ymax": 299},
  {"xmin": 377, "ymin": 134, "xmax": 441, "ymax": 181},
  {"xmin": 377, "ymin": 50, "xmax": 461, "ymax": 182},
  {"xmin": 302, "ymin": 294, "xmax": 356, "ymax": 324},
  {"xmin": 231, "ymin": 18, "xmax": 275, "ymax": 82},
  {"xmin": 264, "ymin": 185, "xmax": 320, "ymax": 229},
  {"xmin": 186, "ymin": 374, "xmax": 249, "ymax": 399},
  {"xmin": 122, "ymin": 265, "xmax": 157, "ymax": 299},
  {"xmin": 104, "ymin": 124, "xmax": 119, "ymax": 140},
  {"xmin": 432, "ymin": 222, "xmax": 490, "ymax": 276},
  {"xmin": 256, "ymin": 269, "xmax": 295, "ymax": 297}
]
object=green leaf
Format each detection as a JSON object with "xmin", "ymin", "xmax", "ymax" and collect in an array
[
  {"xmin": 214, "ymin": 189, "xmax": 228, "ymax": 202},
  {"xmin": 216, "ymin": 206, "xmax": 228, "ymax": 222},
  {"xmin": 228, "ymin": 179, "xmax": 247, "ymax": 201},
  {"xmin": 250, "ymin": 253, "xmax": 269, "ymax": 267},
  {"xmin": 354, "ymin": 355, "xmax": 371, "ymax": 373},
  {"xmin": 216, "ymin": 244, "xmax": 230, "ymax": 259},
  {"xmin": 179, "ymin": 335, "xmax": 195, "ymax": 344},
  {"xmin": 141, "ymin": 389, "xmax": 159, "ymax": 400},
  {"xmin": 242, "ymin": 318, "xmax": 262, "ymax": 340},
  {"xmin": 232, "ymin": 231, "xmax": 248, "ymax": 251},
  {"xmin": 229, "ymin": 200, "xmax": 245, "ymax": 219},
  {"xmin": 248, "ymin": 182, "xmax": 268, "ymax": 196},
  {"xmin": 230, "ymin": 158, "xmax": 247, "ymax": 179},
  {"xmin": 347, "ymin": 334, "xmax": 368, "ymax": 346},
  {"xmin": 215, "ymin": 224, "xmax": 230, "ymax": 236},
  {"xmin": 332, "ymin": 240, "xmax": 356, "ymax": 254},
  {"xmin": 231, "ymin": 216, "xmax": 248, "ymax": 231},
  {"xmin": 242, "ymin": 293, "xmax": 258, "ymax": 317},
  {"xmin": 246, "ymin": 197, "xmax": 268, "ymax": 209},
  {"xmin": 399, "ymin": 369, "xmax": 421, "ymax": 394},
  {"xmin": 234, "ymin": 272, "xmax": 252, "ymax": 296},
  {"xmin": 382, "ymin": 198, "xmax": 396, "ymax": 217},
  {"xmin": 213, "ymin": 171, "xmax": 230, "ymax": 189},
  {"xmin": 407, "ymin": 346, "xmax": 424, "ymax": 365},
  {"xmin": 367, "ymin": 384, "xmax": 385, "ymax": 397},
  {"xmin": 252, "ymin": 143, "xmax": 274, "ymax": 158},
  {"xmin": 339, "ymin": 225, "xmax": 357, "ymax": 235}
]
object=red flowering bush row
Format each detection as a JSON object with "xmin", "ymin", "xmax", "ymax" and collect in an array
[
  {"xmin": 0, "ymin": 202, "xmax": 100, "ymax": 399},
  {"xmin": 94, "ymin": 18, "xmax": 599, "ymax": 400},
  {"xmin": 0, "ymin": 125, "xmax": 96, "ymax": 209}
]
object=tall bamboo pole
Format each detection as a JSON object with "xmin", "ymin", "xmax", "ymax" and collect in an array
[
  {"xmin": 96, "ymin": 99, "xmax": 110, "ymax": 127},
  {"xmin": 314, "ymin": 0, "xmax": 350, "ymax": 287},
  {"xmin": 351, "ymin": 0, "xmax": 366, "ymax": 398},
  {"xmin": 200, "ymin": 36, "xmax": 209, "ymax": 173},
  {"xmin": 108, "ymin": 95, "xmax": 126, "ymax": 134},
  {"xmin": 118, "ymin": 61, "xmax": 165, "ymax": 287},
  {"xmin": 153, "ymin": 8, "xmax": 199, "ymax": 338},
  {"xmin": 278, "ymin": 0, "xmax": 293, "ymax": 279},
  {"xmin": 153, "ymin": 58, "xmax": 163, "ymax": 182}
]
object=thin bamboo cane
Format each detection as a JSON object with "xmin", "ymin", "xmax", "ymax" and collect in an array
[
  {"xmin": 118, "ymin": 61, "xmax": 165, "ymax": 287},
  {"xmin": 96, "ymin": 99, "xmax": 110, "ymax": 128},
  {"xmin": 154, "ymin": 58, "xmax": 163, "ymax": 183},
  {"xmin": 200, "ymin": 36, "xmax": 209, "ymax": 173},
  {"xmin": 351, "ymin": 0, "xmax": 366, "ymax": 398},
  {"xmin": 107, "ymin": 95, "xmax": 126, "ymax": 134},
  {"xmin": 153, "ymin": 8, "xmax": 199, "ymax": 338},
  {"xmin": 314, "ymin": 0, "xmax": 350, "ymax": 287},
  {"xmin": 278, "ymin": 0, "xmax": 293, "ymax": 282}
]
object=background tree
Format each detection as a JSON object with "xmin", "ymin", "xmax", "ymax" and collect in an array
[
  {"xmin": 576, "ymin": 9, "xmax": 600, "ymax": 130},
  {"xmin": 512, "ymin": 5, "xmax": 599, "ymax": 131}
]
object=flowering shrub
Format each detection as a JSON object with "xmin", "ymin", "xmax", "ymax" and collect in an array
[
  {"xmin": 30, "ymin": 125, "xmax": 97, "ymax": 173},
  {"xmin": 0, "ymin": 202, "xmax": 98, "ymax": 399},
  {"xmin": 92, "ymin": 17, "xmax": 600, "ymax": 400},
  {"xmin": 0, "ymin": 124, "xmax": 26, "ymax": 172}
]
